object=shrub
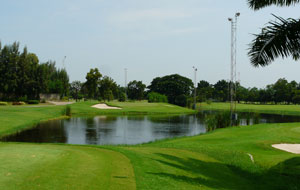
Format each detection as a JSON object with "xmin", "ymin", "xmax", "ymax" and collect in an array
[
  {"xmin": 62, "ymin": 96, "xmax": 69, "ymax": 101},
  {"xmin": 40, "ymin": 99, "xmax": 46, "ymax": 103},
  {"xmin": 12, "ymin": 102, "xmax": 26, "ymax": 105},
  {"xmin": 27, "ymin": 100, "xmax": 39, "ymax": 104},
  {"xmin": 65, "ymin": 105, "xmax": 72, "ymax": 116},
  {"xmin": 118, "ymin": 92, "xmax": 126, "ymax": 102},
  {"xmin": 0, "ymin": 101, "xmax": 8, "ymax": 106},
  {"xmin": 147, "ymin": 92, "xmax": 168, "ymax": 103},
  {"xmin": 18, "ymin": 96, "xmax": 27, "ymax": 102}
]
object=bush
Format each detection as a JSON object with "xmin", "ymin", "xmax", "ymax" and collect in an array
[
  {"xmin": 40, "ymin": 99, "xmax": 46, "ymax": 103},
  {"xmin": 65, "ymin": 105, "xmax": 72, "ymax": 116},
  {"xmin": 0, "ymin": 101, "xmax": 8, "ymax": 106},
  {"xmin": 174, "ymin": 94, "xmax": 187, "ymax": 107},
  {"xmin": 18, "ymin": 96, "xmax": 27, "ymax": 102},
  {"xmin": 12, "ymin": 102, "xmax": 26, "ymax": 105},
  {"xmin": 118, "ymin": 92, "xmax": 126, "ymax": 102},
  {"xmin": 147, "ymin": 92, "xmax": 168, "ymax": 103},
  {"xmin": 27, "ymin": 100, "xmax": 39, "ymax": 104},
  {"xmin": 62, "ymin": 96, "xmax": 69, "ymax": 101}
]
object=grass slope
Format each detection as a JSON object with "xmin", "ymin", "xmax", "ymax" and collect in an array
[
  {"xmin": 112, "ymin": 122, "xmax": 300, "ymax": 189},
  {"xmin": 199, "ymin": 102, "xmax": 300, "ymax": 115}
]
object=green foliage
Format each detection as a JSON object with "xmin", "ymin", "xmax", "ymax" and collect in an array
[
  {"xmin": 127, "ymin": 80, "xmax": 146, "ymax": 100},
  {"xmin": 175, "ymin": 94, "xmax": 188, "ymax": 107},
  {"xmin": 118, "ymin": 92, "xmax": 126, "ymax": 102},
  {"xmin": 147, "ymin": 92, "xmax": 168, "ymax": 103},
  {"xmin": 65, "ymin": 105, "xmax": 72, "ymax": 116},
  {"xmin": 205, "ymin": 111, "xmax": 231, "ymax": 131},
  {"xmin": 99, "ymin": 76, "xmax": 118, "ymax": 100},
  {"xmin": 85, "ymin": 68, "xmax": 102, "ymax": 99},
  {"xmin": 103, "ymin": 90, "xmax": 114, "ymax": 102},
  {"xmin": 0, "ymin": 101, "xmax": 8, "ymax": 106},
  {"xmin": 148, "ymin": 74, "xmax": 193, "ymax": 105},
  {"xmin": 248, "ymin": 1, "xmax": 300, "ymax": 66},
  {"xmin": 27, "ymin": 100, "xmax": 39, "ymax": 104},
  {"xmin": 0, "ymin": 41, "xmax": 69, "ymax": 101}
]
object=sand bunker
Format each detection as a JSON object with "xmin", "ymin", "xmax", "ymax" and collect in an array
[
  {"xmin": 272, "ymin": 144, "xmax": 300, "ymax": 154},
  {"xmin": 92, "ymin": 103, "xmax": 122, "ymax": 110}
]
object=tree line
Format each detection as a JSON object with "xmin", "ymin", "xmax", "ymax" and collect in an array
[{"xmin": 0, "ymin": 42, "xmax": 69, "ymax": 101}]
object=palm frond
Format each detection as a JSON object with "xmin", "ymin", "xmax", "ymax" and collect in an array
[
  {"xmin": 248, "ymin": 15, "xmax": 300, "ymax": 67},
  {"xmin": 248, "ymin": 0, "xmax": 300, "ymax": 10}
]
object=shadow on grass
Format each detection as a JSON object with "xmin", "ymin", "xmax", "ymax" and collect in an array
[{"xmin": 149, "ymin": 153, "xmax": 300, "ymax": 190}]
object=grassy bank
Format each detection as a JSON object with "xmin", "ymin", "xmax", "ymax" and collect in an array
[{"xmin": 199, "ymin": 102, "xmax": 300, "ymax": 115}]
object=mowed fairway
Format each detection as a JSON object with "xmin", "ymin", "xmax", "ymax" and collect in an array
[{"xmin": 0, "ymin": 143, "xmax": 135, "ymax": 190}]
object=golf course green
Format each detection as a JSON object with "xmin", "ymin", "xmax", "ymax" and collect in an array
[{"xmin": 0, "ymin": 101, "xmax": 300, "ymax": 189}]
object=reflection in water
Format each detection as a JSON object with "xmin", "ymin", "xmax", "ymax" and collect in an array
[{"xmin": 2, "ymin": 112, "xmax": 300, "ymax": 145}]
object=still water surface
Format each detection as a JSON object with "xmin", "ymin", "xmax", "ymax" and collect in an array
[{"xmin": 2, "ymin": 112, "xmax": 300, "ymax": 145}]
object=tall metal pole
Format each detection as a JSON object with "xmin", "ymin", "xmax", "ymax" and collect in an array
[
  {"xmin": 192, "ymin": 66, "xmax": 197, "ymax": 110},
  {"xmin": 124, "ymin": 68, "xmax": 128, "ymax": 100},
  {"xmin": 228, "ymin": 12, "xmax": 240, "ymax": 126}
]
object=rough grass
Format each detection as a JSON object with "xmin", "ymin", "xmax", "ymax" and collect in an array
[{"xmin": 199, "ymin": 102, "xmax": 300, "ymax": 115}]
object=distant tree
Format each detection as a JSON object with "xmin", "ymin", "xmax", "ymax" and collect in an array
[
  {"xmin": 85, "ymin": 68, "xmax": 102, "ymax": 99},
  {"xmin": 127, "ymin": 80, "xmax": 146, "ymax": 100},
  {"xmin": 197, "ymin": 80, "xmax": 213, "ymax": 102},
  {"xmin": 214, "ymin": 80, "xmax": 229, "ymax": 102},
  {"xmin": 148, "ymin": 74, "xmax": 193, "ymax": 105},
  {"xmin": 273, "ymin": 78, "xmax": 289, "ymax": 103},
  {"xmin": 99, "ymin": 76, "xmax": 118, "ymax": 100},
  {"xmin": 70, "ymin": 81, "xmax": 82, "ymax": 101}
]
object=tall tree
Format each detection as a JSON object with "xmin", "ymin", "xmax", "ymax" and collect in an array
[
  {"xmin": 85, "ymin": 68, "xmax": 102, "ymax": 99},
  {"xmin": 148, "ymin": 74, "xmax": 193, "ymax": 105},
  {"xmin": 247, "ymin": 0, "xmax": 300, "ymax": 66},
  {"xmin": 70, "ymin": 81, "xmax": 82, "ymax": 101},
  {"xmin": 127, "ymin": 80, "xmax": 146, "ymax": 100}
]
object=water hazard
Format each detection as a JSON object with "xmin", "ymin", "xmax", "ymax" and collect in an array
[{"xmin": 2, "ymin": 112, "xmax": 300, "ymax": 145}]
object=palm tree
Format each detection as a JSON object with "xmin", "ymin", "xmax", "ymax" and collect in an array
[{"xmin": 248, "ymin": 0, "xmax": 300, "ymax": 67}]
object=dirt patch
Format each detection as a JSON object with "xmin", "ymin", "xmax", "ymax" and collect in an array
[
  {"xmin": 272, "ymin": 144, "xmax": 300, "ymax": 154},
  {"xmin": 92, "ymin": 104, "xmax": 122, "ymax": 110}
]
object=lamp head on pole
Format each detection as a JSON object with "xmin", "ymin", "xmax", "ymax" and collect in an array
[
  {"xmin": 228, "ymin": 18, "xmax": 232, "ymax": 22},
  {"xmin": 235, "ymin": 12, "xmax": 240, "ymax": 17}
]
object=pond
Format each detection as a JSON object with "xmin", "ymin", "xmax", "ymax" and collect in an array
[{"xmin": 2, "ymin": 112, "xmax": 300, "ymax": 145}]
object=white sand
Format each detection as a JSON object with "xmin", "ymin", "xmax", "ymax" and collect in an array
[
  {"xmin": 272, "ymin": 144, "xmax": 300, "ymax": 154},
  {"xmin": 48, "ymin": 101, "xmax": 75, "ymax": 105},
  {"xmin": 92, "ymin": 103, "xmax": 122, "ymax": 110}
]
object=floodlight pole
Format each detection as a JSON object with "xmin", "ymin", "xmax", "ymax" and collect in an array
[
  {"xmin": 124, "ymin": 68, "xmax": 128, "ymax": 100},
  {"xmin": 192, "ymin": 66, "xmax": 197, "ymax": 110},
  {"xmin": 228, "ymin": 12, "xmax": 240, "ymax": 126}
]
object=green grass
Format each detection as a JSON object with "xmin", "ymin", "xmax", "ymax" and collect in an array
[
  {"xmin": 199, "ymin": 102, "xmax": 300, "ymax": 115},
  {"xmin": 1, "ymin": 101, "xmax": 300, "ymax": 189},
  {"xmin": 0, "ymin": 143, "xmax": 135, "ymax": 190},
  {"xmin": 71, "ymin": 101, "xmax": 195, "ymax": 116}
]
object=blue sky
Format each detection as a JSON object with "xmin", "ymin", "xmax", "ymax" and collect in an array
[{"xmin": 1, "ymin": 0, "xmax": 300, "ymax": 88}]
